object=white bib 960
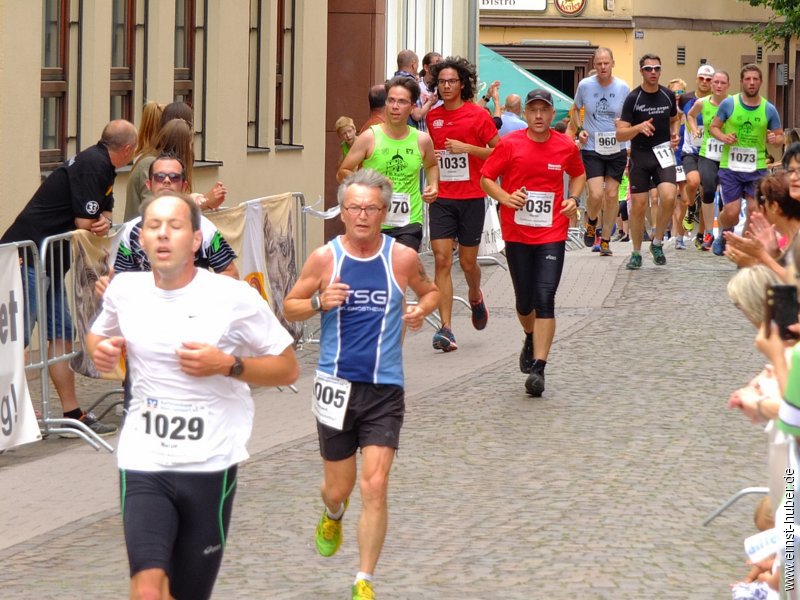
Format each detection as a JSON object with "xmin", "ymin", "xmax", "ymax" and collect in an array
[
  {"xmin": 514, "ymin": 191, "xmax": 555, "ymax": 228},
  {"xmin": 594, "ymin": 131, "xmax": 620, "ymax": 155}
]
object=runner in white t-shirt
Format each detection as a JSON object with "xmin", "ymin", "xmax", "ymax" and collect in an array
[{"xmin": 86, "ymin": 192, "xmax": 298, "ymax": 600}]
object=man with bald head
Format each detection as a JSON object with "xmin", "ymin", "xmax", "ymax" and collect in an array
[
  {"xmin": 498, "ymin": 94, "xmax": 527, "ymax": 137},
  {"xmin": 1, "ymin": 118, "xmax": 137, "ymax": 437},
  {"xmin": 359, "ymin": 84, "xmax": 388, "ymax": 134}
]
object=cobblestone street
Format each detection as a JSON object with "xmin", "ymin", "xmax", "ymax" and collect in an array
[{"xmin": 0, "ymin": 242, "xmax": 770, "ymax": 598}]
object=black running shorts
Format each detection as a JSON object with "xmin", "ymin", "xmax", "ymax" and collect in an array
[
  {"xmin": 317, "ymin": 383, "xmax": 405, "ymax": 461},
  {"xmin": 581, "ymin": 149, "xmax": 628, "ymax": 182},
  {"xmin": 428, "ymin": 197, "xmax": 484, "ymax": 246}
]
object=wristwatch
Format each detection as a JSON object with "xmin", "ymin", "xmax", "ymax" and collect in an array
[
  {"xmin": 310, "ymin": 291, "xmax": 323, "ymax": 312},
  {"xmin": 483, "ymin": 94, "xmax": 491, "ymax": 102},
  {"xmin": 228, "ymin": 355, "xmax": 244, "ymax": 377},
  {"xmin": 568, "ymin": 195, "xmax": 580, "ymax": 204}
]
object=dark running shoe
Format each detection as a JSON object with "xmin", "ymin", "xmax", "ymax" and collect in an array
[
  {"xmin": 519, "ymin": 336, "xmax": 534, "ymax": 373},
  {"xmin": 432, "ymin": 327, "xmax": 458, "ymax": 352},
  {"xmin": 584, "ymin": 222, "xmax": 597, "ymax": 247},
  {"xmin": 59, "ymin": 411, "xmax": 117, "ymax": 438},
  {"xmin": 650, "ymin": 243, "xmax": 666, "ymax": 266},
  {"xmin": 525, "ymin": 370, "xmax": 545, "ymax": 397},
  {"xmin": 470, "ymin": 290, "xmax": 488, "ymax": 330}
]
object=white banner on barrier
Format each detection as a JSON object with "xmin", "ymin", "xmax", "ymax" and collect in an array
[{"xmin": 0, "ymin": 246, "xmax": 41, "ymax": 450}]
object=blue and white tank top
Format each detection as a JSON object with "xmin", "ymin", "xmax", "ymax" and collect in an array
[{"xmin": 318, "ymin": 234, "xmax": 404, "ymax": 386}]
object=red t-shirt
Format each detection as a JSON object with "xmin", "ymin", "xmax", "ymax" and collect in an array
[
  {"xmin": 481, "ymin": 129, "xmax": 584, "ymax": 245},
  {"xmin": 426, "ymin": 101, "xmax": 497, "ymax": 199}
]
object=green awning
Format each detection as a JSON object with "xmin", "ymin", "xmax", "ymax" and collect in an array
[{"xmin": 478, "ymin": 44, "xmax": 573, "ymax": 122}]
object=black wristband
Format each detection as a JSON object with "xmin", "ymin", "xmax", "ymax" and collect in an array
[
  {"xmin": 568, "ymin": 195, "xmax": 580, "ymax": 203},
  {"xmin": 483, "ymin": 95, "xmax": 491, "ymax": 102}
]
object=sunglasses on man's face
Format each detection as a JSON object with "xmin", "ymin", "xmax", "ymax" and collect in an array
[
  {"xmin": 698, "ymin": 76, "xmax": 712, "ymax": 83},
  {"xmin": 151, "ymin": 172, "xmax": 185, "ymax": 184},
  {"xmin": 641, "ymin": 65, "xmax": 662, "ymax": 73}
]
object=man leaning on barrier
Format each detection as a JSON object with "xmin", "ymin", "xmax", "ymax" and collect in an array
[{"xmin": 0, "ymin": 119, "xmax": 138, "ymax": 437}]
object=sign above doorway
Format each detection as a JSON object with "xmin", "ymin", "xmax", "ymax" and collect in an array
[{"xmin": 479, "ymin": 0, "xmax": 546, "ymax": 10}]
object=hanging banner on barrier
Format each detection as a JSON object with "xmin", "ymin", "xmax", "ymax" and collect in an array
[
  {"xmin": 208, "ymin": 193, "xmax": 302, "ymax": 341},
  {"xmin": 0, "ymin": 245, "xmax": 42, "ymax": 450}
]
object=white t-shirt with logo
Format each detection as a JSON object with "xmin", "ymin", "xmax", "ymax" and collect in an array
[{"xmin": 91, "ymin": 269, "xmax": 294, "ymax": 472}]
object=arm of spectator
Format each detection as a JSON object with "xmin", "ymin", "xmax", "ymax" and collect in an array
[
  {"xmin": 219, "ymin": 260, "xmax": 239, "ymax": 279},
  {"xmin": 199, "ymin": 182, "xmax": 227, "ymax": 210},
  {"xmin": 411, "ymin": 89, "xmax": 438, "ymax": 123},
  {"xmin": 724, "ymin": 230, "xmax": 784, "ymax": 276},
  {"xmin": 755, "ymin": 323, "xmax": 791, "ymax": 394},
  {"xmin": 76, "ymin": 212, "xmax": 112, "ymax": 236}
]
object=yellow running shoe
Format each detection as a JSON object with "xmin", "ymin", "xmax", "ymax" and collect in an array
[
  {"xmin": 314, "ymin": 498, "xmax": 348, "ymax": 557},
  {"xmin": 352, "ymin": 579, "xmax": 375, "ymax": 600}
]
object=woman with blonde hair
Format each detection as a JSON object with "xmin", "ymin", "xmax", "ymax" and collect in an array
[{"xmin": 133, "ymin": 101, "xmax": 165, "ymax": 158}]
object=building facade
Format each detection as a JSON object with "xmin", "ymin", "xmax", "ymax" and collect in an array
[
  {"xmin": 479, "ymin": 0, "xmax": 798, "ymax": 129},
  {"xmin": 0, "ymin": 0, "xmax": 327, "ymax": 249}
]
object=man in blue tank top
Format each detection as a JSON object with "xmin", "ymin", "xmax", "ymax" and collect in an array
[{"xmin": 284, "ymin": 169, "xmax": 439, "ymax": 600}]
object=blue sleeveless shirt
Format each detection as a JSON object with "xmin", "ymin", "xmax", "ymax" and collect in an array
[{"xmin": 318, "ymin": 235, "xmax": 404, "ymax": 386}]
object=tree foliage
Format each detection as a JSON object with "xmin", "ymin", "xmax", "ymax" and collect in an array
[{"xmin": 721, "ymin": 0, "xmax": 800, "ymax": 51}]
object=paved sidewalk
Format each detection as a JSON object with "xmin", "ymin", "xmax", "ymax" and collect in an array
[{"xmin": 0, "ymin": 239, "xmax": 768, "ymax": 598}]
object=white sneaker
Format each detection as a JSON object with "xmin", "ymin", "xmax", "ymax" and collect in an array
[{"xmin": 675, "ymin": 237, "xmax": 686, "ymax": 250}]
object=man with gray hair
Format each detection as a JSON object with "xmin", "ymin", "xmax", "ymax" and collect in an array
[{"xmin": 284, "ymin": 169, "xmax": 439, "ymax": 600}]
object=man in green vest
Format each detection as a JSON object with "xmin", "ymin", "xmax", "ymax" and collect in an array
[
  {"xmin": 338, "ymin": 76, "xmax": 439, "ymax": 251},
  {"xmin": 708, "ymin": 64, "xmax": 784, "ymax": 256}
]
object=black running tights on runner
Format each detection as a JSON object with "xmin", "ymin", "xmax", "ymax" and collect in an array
[
  {"xmin": 504, "ymin": 241, "xmax": 566, "ymax": 319},
  {"xmin": 120, "ymin": 466, "xmax": 238, "ymax": 600}
]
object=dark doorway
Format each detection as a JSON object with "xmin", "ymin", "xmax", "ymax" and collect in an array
[{"xmin": 530, "ymin": 69, "xmax": 575, "ymax": 97}]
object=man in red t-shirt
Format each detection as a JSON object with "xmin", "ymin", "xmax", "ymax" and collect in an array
[
  {"xmin": 425, "ymin": 56, "xmax": 499, "ymax": 352},
  {"xmin": 480, "ymin": 89, "xmax": 586, "ymax": 397}
]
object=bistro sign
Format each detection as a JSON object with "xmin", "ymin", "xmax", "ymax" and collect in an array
[{"xmin": 479, "ymin": 0, "xmax": 547, "ymax": 10}]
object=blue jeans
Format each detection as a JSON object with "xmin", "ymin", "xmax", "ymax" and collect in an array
[{"xmin": 23, "ymin": 265, "xmax": 73, "ymax": 347}]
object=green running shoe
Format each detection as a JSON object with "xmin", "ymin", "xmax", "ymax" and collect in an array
[
  {"xmin": 352, "ymin": 579, "xmax": 375, "ymax": 600},
  {"xmin": 315, "ymin": 498, "xmax": 348, "ymax": 557},
  {"xmin": 625, "ymin": 252, "xmax": 642, "ymax": 270},
  {"xmin": 649, "ymin": 243, "xmax": 666, "ymax": 265}
]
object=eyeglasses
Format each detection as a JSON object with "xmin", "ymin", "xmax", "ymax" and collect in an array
[
  {"xmin": 786, "ymin": 167, "xmax": 800, "ymax": 178},
  {"xmin": 386, "ymin": 98, "xmax": 412, "ymax": 107},
  {"xmin": 151, "ymin": 172, "xmax": 185, "ymax": 183},
  {"xmin": 437, "ymin": 78, "xmax": 461, "ymax": 87},
  {"xmin": 641, "ymin": 65, "xmax": 662, "ymax": 73},
  {"xmin": 343, "ymin": 204, "xmax": 384, "ymax": 216},
  {"xmin": 674, "ymin": 90, "xmax": 685, "ymax": 95},
  {"xmin": 698, "ymin": 76, "xmax": 712, "ymax": 82}
]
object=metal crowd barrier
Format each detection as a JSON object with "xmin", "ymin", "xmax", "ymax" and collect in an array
[{"xmin": 38, "ymin": 231, "xmax": 116, "ymax": 451}]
